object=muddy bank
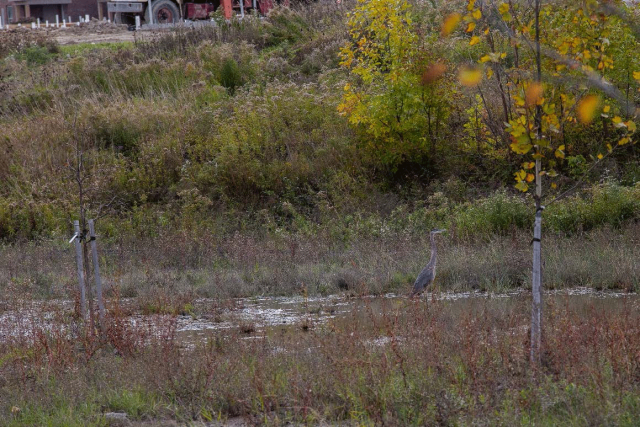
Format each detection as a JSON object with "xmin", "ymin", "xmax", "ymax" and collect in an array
[{"xmin": 2, "ymin": 288, "xmax": 637, "ymax": 347}]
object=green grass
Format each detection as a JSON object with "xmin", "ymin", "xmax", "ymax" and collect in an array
[{"xmin": 58, "ymin": 42, "xmax": 134, "ymax": 56}]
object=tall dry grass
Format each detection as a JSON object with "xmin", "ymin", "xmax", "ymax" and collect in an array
[{"xmin": 1, "ymin": 223, "xmax": 638, "ymax": 305}]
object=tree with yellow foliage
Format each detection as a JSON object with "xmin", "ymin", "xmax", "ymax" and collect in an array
[
  {"xmin": 339, "ymin": 0, "xmax": 455, "ymax": 172},
  {"xmin": 445, "ymin": 0, "xmax": 638, "ymax": 365}
]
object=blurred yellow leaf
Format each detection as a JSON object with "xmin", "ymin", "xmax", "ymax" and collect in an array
[
  {"xmin": 472, "ymin": 9, "xmax": 482, "ymax": 19},
  {"xmin": 515, "ymin": 169, "xmax": 526, "ymax": 181},
  {"xmin": 525, "ymin": 173, "xmax": 535, "ymax": 183},
  {"xmin": 459, "ymin": 66, "xmax": 483, "ymax": 87},
  {"xmin": 603, "ymin": 105, "xmax": 610, "ymax": 113},
  {"xmin": 551, "ymin": 182, "xmax": 557, "ymax": 189},
  {"xmin": 421, "ymin": 62, "xmax": 447, "ymax": 85},
  {"xmin": 627, "ymin": 121, "xmax": 637, "ymax": 132},
  {"xmin": 515, "ymin": 181, "xmax": 529, "ymax": 192},
  {"xmin": 525, "ymin": 83, "xmax": 544, "ymax": 107},
  {"xmin": 597, "ymin": 153, "xmax": 603, "ymax": 159},
  {"xmin": 442, "ymin": 13, "xmax": 462, "ymax": 36},
  {"xmin": 469, "ymin": 36, "xmax": 481, "ymax": 46},
  {"xmin": 466, "ymin": 22, "xmax": 476, "ymax": 32},
  {"xmin": 576, "ymin": 95, "xmax": 600, "ymax": 124},
  {"xmin": 498, "ymin": 3, "xmax": 509, "ymax": 14},
  {"xmin": 633, "ymin": 70, "xmax": 640, "ymax": 81},
  {"xmin": 618, "ymin": 137, "xmax": 630, "ymax": 145},
  {"xmin": 480, "ymin": 55, "xmax": 491, "ymax": 63}
]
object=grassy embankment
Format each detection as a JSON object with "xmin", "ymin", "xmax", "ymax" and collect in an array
[{"xmin": 2, "ymin": 185, "xmax": 639, "ymax": 304}]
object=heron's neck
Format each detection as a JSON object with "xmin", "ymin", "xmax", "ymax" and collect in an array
[{"xmin": 428, "ymin": 233, "xmax": 437, "ymax": 267}]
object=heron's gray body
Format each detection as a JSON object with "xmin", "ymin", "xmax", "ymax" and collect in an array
[{"xmin": 410, "ymin": 229, "xmax": 445, "ymax": 297}]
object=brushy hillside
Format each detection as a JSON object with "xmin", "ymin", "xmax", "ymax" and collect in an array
[{"xmin": 0, "ymin": 0, "xmax": 638, "ymax": 243}]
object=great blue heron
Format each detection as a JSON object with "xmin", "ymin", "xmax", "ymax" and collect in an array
[{"xmin": 410, "ymin": 228, "xmax": 446, "ymax": 298}]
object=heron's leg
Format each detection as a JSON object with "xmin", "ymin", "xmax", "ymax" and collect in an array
[{"xmin": 428, "ymin": 280, "xmax": 439, "ymax": 302}]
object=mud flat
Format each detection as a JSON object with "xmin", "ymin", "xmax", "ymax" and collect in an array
[{"xmin": 2, "ymin": 288, "xmax": 636, "ymax": 347}]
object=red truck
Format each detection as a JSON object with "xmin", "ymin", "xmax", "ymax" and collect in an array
[{"xmin": 107, "ymin": 0, "xmax": 281, "ymax": 25}]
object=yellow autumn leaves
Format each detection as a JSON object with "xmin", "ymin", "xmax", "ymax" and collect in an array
[
  {"xmin": 576, "ymin": 95, "xmax": 600, "ymax": 124},
  {"xmin": 458, "ymin": 67, "xmax": 483, "ymax": 87},
  {"xmin": 441, "ymin": 2, "xmax": 490, "ymax": 89},
  {"xmin": 441, "ymin": 13, "xmax": 461, "ymax": 37}
]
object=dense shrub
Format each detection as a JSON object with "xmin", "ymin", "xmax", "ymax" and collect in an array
[{"xmin": 546, "ymin": 182, "xmax": 640, "ymax": 234}]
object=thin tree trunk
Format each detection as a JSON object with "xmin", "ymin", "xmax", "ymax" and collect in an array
[{"xmin": 531, "ymin": 0, "xmax": 544, "ymax": 367}]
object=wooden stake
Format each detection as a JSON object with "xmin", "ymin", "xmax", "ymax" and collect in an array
[
  {"xmin": 89, "ymin": 219, "xmax": 105, "ymax": 330},
  {"xmin": 531, "ymin": 207, "xmax": 543, "ymax": 365},
  {"xmin": 73, "ymin": 220, "xmax": 87, "ymax": 321}
]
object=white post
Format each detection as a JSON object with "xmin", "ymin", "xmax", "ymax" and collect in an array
[
  {"xmin": 85, "ymin": 14, "xmax": 89, "ymax": 22},
  {"xmin": 73, "ymin": 221, "xmax": 87, "ymax": 321},
  {"xmin": 56, "ymin": 14, "xmax": 59, "ymax": 27},
  {"xmin": 239, "ymin": 0, "xmax": 244, "ymax": 18},
  {"xmin": 88, "ymin": 220, "xmax": 105, "ymax": 330},
  {"xmin": 252, "ymin": 0, "xmax": 256, "ymax": 12},
  {"xmin": 135, "ymin": 15, "xmax": 141, "ymax": 29},
  {"xmin": 37, "ymin": 18, "xmax": 40, "ymax": 28},
  {"xmin": 46, "ymin": 20, "xmax": 49, "ymax": 27},
  {"xmin": 147, "ymin": 0, "xmax": 153, "ymax": 25},
  {"xmin": 0, "ymin": 15, "xmax": 3, "ymax": 30},
  {"xmin": 31, "ymin": 22, "xmax": 35, "ymax": 29},
  {"xmin": 530, "ymin": 207, "xmax": 543, "ymax": 365}
]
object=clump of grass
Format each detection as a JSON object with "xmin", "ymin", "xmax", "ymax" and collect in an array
[
  {"xmin": 546, "ymin": 182, "xmax": 640, "ymax": 234},
  {"xmin": 0, "ymin": 31, "xmax": 58, "ymax": 60},
  {"xmin": 138, "ymin": 288, "xmax": 196, "ymax": 316}
]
